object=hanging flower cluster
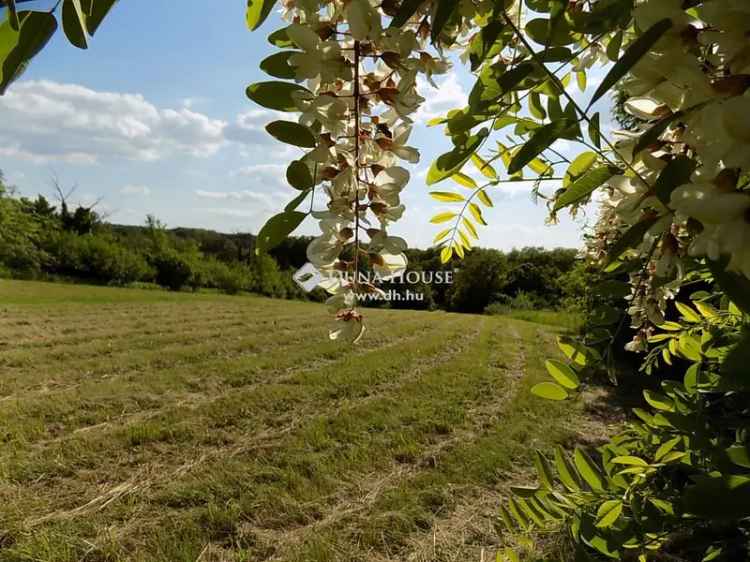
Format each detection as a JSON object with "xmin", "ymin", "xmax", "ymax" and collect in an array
[
  {"xmin": 588, "ymin": 0, "xmax": 750, "ymax": 349},
  {"xmin": 248, "ymin": 0, "xmax": 460, "ymax": 342}
]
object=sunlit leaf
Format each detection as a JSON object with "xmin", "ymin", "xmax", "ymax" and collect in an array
[
  {"xmin": 440, "ymin": 245, "xmax": 453, "ymax": 263},
  {"xmin": 468, "ymin": 202, "xmax": 487, "ymax": 225},
  {"xmin": 430, "ymin": 191, "xmax": 465, "ymax": 202},
  {"xmin": 427, "ymin": 130, "xmax": 488, "ymax": 185},
  {"xmin": 462, "ymin": 217, "xmax": 478, "ymax": 239},
  {"xmin": 595, "ymin": 500, "xmax": 622, "ymax": 528},
  {"xmin": 508, "ymin": 119, "xmax": 573, "ymax": 175},
  {"xmin": 1, "ymin": 11, "xmax": 58, "ymax": 95},
  {"xmin": 471, "ymin": 153, "xmax": 497, "ymax": 180},
  {"xmin": 477, "ymin": 189, "xmax": 493, "ymax": 208},
  {"xmin": 246, "ymin": 0, "xmax": 278, "ymax": 31},
  {"xmin": 545, "ymin": 360, "xmax": 580, "ymax": 389},
  {"xmin": 531, "ymin": 382, "xmax": 569, "ymax": 401},
  {"xmin": 451, "ymin": 172, "xmax": 478, "ymax": 189},
  {"xmin": 554, "ymin": 166, "xmax": 618, "ymax": 211},
  {"xmin": 433, "ymin": 228, "xmax": 452, "ymax": 243},
  {"xmin": 431, "ymin": 212, "xmax": 457, "ymax": 224}
]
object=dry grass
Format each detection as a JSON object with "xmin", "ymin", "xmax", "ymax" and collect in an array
[{"xmin": 0, "ymin": 280, "xmax": 601, "ymax": 562}]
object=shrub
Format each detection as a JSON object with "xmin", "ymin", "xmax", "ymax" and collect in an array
[{"xmin": 151, "ymin": 250, "xmax": 194, "ymax": 291}]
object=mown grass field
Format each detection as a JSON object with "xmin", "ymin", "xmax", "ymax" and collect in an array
[{"xmin": 0, "ymin": 280, "xmax": 599, "ymax": 562}]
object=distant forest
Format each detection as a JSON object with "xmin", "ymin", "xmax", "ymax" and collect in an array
[{"xmin": 0, "ymin": 174, "xmax": 585, "ymax": 314}]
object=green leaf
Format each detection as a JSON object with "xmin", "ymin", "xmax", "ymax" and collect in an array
[
  {"xmin": 430, "ymin": 0, "xmax": 458, "ymax": 43},
  {"xmin": 256, "ymin": 211, "xmax": 306, "ymax": 254},
  {"xmin": 260, "ymin": 51, "xmax": 297, "ymax": 79},
  {"xmin": 246, "ymin": 81, "xmax": 311, "ymax": 112},
  {"xmin": 612, "ymin": 455, "xmax": 649, "ymax": 467},
  {"xmin": 607, "ymin": 216, "xmax": 660, "ymax": 263},
  {"xmin": 588, "ymin": 112, "xmax": 601, "ymax": 148},
  {"xmin": 451, "ymin": 172, "xmax": 477, "ymax": 189},
  {"xmin": 81, "ymin": 0, "xmax": 117, "ymax": 36},
  {"xmin": 6, "ymin": 0, "xmax": 19, "ymax": 30},
  {"xmin": 285, "ymin": 189, "xmax": 311, "ymax": 212},
  {"xmin": 589, "ymin": 18, "xmax": 672, "ymax": 107},
  {"xmin": 497, "ymin": 62, "xmax": 536, "ymax": 94},
  {"xmin": 557, "ymin": 336, "xmax": 598, "ymax": 367},
  {"xmin": 431, "ymin": 212, "xmax": 457, "ymax": 224},
  {"xmin": 287, "ymin": 160, "xmax": 314, "ymax": 190},
  {"xmin": 427, "ymin": 130, "xmax": 488, "ymax": 185},
  {"xmin": 726, "ymin": 446, "xmax": 750, "ymax": 469},
  {"xmin": 268, "ymin": 26, "xmax": 294, "ymax": 47},
  {"xmin": 655, "ymin": 437, "xmax": 682, "ymax": 462},
  {"xmin": 554, "ymin": 166, "xmax": 618, "ymax": 211},
  {"xmin": 531, "ymin": 382, "xmax": 569, "ymax": 401},
  {"xmin": 654, "ymin": 156, "xmax": 697, "ymax": 206},
  {"xmin": 533, "ymin": 450, "xmax": 555, "ymax": 489},
  {"xmin": 62, "ymin": 0, "xmax": 89, "ymax": 49},
  {"xmin": 595, "ymin": 500, "xmax": 623, "ymax": 528},
  {"xmin": 554, "ymin": 446, "xmax": 581, "ymax": 492},
  {"xmin": 1, "ymin": 11, "xmax": 58, "ymax": 95},
  {"xmin": 471, "ymin": 153, "xmax": 497, "ymax": 180},
  {"xmin": 0, "ymin": 15, "xmax": 20, "ymax": 83},
  {"xmin": 508, "ymin": 119, "xmax": 572, "ymax": 175},
  {"xmin": 477, "ymin": 189, "xmax": 493, "ymax": 208},
  {"xmin": 708, "ymin": 259, "xmax": 750, "ymax": 315},
  {"xmin": 266, "ymin": 120, "xmax": 316, "ymax": 148},
  {"xmin": 526, "ymin": 17, "xmax": 576, "ymax": 46},
  {"xmin": 389, "ymin": 0, "xmax": 426, "ymax": 28},
  {"xmin": 430, "ymin": 191, "xmax": 465, "ymax": 202},
  {"xmin": 564, "ymin": 151, "xmax": 597, "ymax": 187},
  {"xmin": 574, "ymin": 448, "xmax": 605, "ymax": 491},
  {"xmin": 246, "ymin": 0, "xmax": 278, "ymax": 31},
  {"xmin": 606, "ymin": 30, "xmax": 623, "ymax": 61},
  {"xmin": 468, "ymin": 20, "xmax": 504, "ymax": 71},
  {"xmin": 545, "ymin": 359, "xmax": 580, "ymax": 390},
  {"xmin": 643, "ymin": 389, "xmax": 675, "ymax": 412}
]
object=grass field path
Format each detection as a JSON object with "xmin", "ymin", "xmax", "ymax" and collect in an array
[{"xmin": 0, "ymin": 281, "xmax": 596, "ymax": 562}]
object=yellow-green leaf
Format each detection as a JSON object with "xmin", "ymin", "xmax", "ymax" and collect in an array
[
  {"xmin": 440, "ymin": 245, "xmax": 453, "ymax": 263},
  {"xmin": 430, "ymin": 212, "xmax": 457, "ymax": 224},
  {"xmin": 531, "ymin": 382, "xmax": 569, "ymax": 401},
  {"xmin": 430, "ymin": 191, "xmax": 465, "ymax": 202},
  {"xmin": 433, "ymin": 228, "xmax": 452, "ymax": 243},
  {"xmin": 471, "ymin": 153, "xmax": 497, "ymax": 179},
  {"xmin": 477, "ymin": 189, "xmax": 493, "ymax": 208},
  {"xmin": 462, "ymin": 218, "xmax": 478, "ymax": 239},
  {"xmin": 469, "ymin": 203, "xmax": 487, "ymax": 225},
  {"xmin": 545, "ymin": 359, "xmax": 580, "ymax": 390},
  {"xmin": 595, "ymin": 500, "xmax": 622, "ymax": 528},
  {"xmin": 451, "ymin": 172, "xmax": 478, "ymax": 189},
  {"xmin": 246, "ymin": 0, "xmax": 278, "ymax": 30}
]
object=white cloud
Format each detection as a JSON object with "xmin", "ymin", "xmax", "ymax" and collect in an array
[
  {"xmin": 0, "ymin": 80, "xmax": 226, "ymax": 164},
  {"xmin": 194, "ymin": 189, "xmax": 284, "ymax": 207},
  {"xmin": 120, "ymin": 184, "xmax": 151, "ymax": 196},
  {"xmin": 415, "ymin": 73, "xmax": 468, "ymax": 123}
]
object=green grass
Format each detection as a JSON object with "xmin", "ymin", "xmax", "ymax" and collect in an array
[
  {"xmin": 0, "ymin": 280, "xmax": 591, "ymax": 562},
  {"xmin": 495, "ymin": 309, "xmax": 585, "ymax": 332}
]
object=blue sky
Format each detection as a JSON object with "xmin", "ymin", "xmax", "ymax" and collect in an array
[{"xmin": 0, "ymin": 1, "xmax": 609, "ymax": 250}]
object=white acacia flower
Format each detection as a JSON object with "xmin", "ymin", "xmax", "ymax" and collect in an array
[
  {"xmin": 624, "ymin": 97, "xmax": 669, "ymax": 121},
  {"xmin": 287, "ymin": 24, "xmax": 352, "ymax": 83},
  {"xmin": 372, "ymin": 251, "xmax": 408, "ymax": 280},
  {"xmin": 307, "ymin": 218, "xmax": 353, "ymax": 267},
  {"xmin": 371, "ymin": 166, "xmax": 409, "ymax": 207},
  {"xmin": 346, "ymin": 0, "xmax": 382, "ymax": 42},
  {"xmin": 330, "ymin": 311, "xmax": 366, "ymax": 344},
  {"xmin": 671, "ymin": 180, "xmax": 750, "ymax": 277}
]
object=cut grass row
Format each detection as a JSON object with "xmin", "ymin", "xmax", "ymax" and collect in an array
[{"xmin": 0, "ymin": 281, "xmax": 589, "ymax": 562}]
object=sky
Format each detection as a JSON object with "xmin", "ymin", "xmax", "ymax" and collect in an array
[{"xmin": 0, "ymin": 1, "xmax": 613, "ymax": 251}]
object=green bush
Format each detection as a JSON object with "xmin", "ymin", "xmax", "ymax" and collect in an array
[{"xmin": 151, "ymin": 250, "xmax": 194, "ymax": 291}]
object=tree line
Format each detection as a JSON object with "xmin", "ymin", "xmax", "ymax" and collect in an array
[{"xmin": 0, "ymin": 172, "xmax": 584, "ymax": 314}]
